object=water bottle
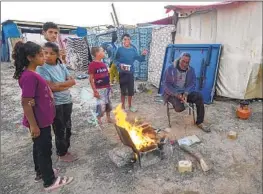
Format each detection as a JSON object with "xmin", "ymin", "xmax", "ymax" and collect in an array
[{"xmin": 163, "ymin": 138, "xmax": 174, "ymax": 160}]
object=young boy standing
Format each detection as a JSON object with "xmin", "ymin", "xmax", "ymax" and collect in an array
[
  {"xmin": 114, "ymin": 34, "xmax": 147, "ymax": 112},
  {"xmin": 37, "ymin": 42, "xmax": 77, "ymax": 162},
  {"xmin": 88, "ymin": 47, "xmax": 113, "ymax": 124},
  {"xmin": 42, "ymin": 22, "xmax": 66, "ymax": 63}
]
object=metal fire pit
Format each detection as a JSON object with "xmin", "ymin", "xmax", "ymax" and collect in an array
[
  {"xmin": 139, "ymin": 147, "xmax": 162, "ymax": 168},
  {"xmin": 114, "ymin": 124, "xmax": 162, "ymax": 167}
]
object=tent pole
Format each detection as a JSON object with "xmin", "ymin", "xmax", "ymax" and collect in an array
[
  {"xmin": 111, "ymin": 12, "xmax": 116, "ymax": 27},
  {"xmin": 111, "ymin": 3, "xmax": 120, "ymax": 27},
  {"xmin": 171, "ymin": 11, "xmax": 179, "ymax": 44}
]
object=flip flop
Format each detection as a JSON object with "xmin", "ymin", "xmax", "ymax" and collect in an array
[
  {"xmin": 129, "ymin": 107, "xmax": 137, "ymax": 113},
  {"xmin": 59, "ymin": 153, "xmax": 78, "ymax": 162},
  {"xmin": 53, "ymin": 168, "xmax": 59, "ymax": 177},
  {"xmin": 77, "ymin": 74, "xmax": 88, "ymax": 79},
  {"xmin": 43, "ymin": 176, "xmax": 74, "ymax": 192},
  {"xmin": 34, "ymin": 168, "xmax": 59, "ymax": 183}
]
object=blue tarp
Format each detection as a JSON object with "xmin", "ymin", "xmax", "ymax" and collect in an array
[
  {"xmin": 158, "ymin": 44, "xmax": 222, "ymax": 104},
  {"xmin": 1, "ymin": 22, "xmax": 21, "ymax": 62},
  {"xmin": 2, "ymin": 22, "xmax": 21, "ymax": 43},
  {"xmin": 1, "ymin": 21, "xmax": 87, "ymax": 62},
  {"xmin": 127, "ymin": 27, "xmax": 152, "ymax": 80},
  {"xmin": 1, "ymin": 39, "xmax": 10, "ymax": 62},
  {"xmin": 76, "ymin": 27, "xmax": 88, "ymax": 37}
]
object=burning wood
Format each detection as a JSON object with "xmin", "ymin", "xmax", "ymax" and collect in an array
[{"xmin": 113, "ymin": 104, "xmax": 158, "ymax": 152}]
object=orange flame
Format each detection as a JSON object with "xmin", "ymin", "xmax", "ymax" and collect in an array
[{"xmin": 113, "ymin": 104, "xmax": 157, "ymax": 151}]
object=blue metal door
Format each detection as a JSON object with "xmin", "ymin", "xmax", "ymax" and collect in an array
[{"xmin": 158, "ymin": 44, "xmax": 222, "ymax": 104}]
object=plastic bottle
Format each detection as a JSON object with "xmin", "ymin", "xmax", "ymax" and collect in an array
[{"xmin": 163, "ymin": 138, "xmax": 174, "ymax": 160}]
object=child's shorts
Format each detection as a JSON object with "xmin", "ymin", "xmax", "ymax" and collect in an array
[
  {"xmin": 96, "ymin": 88, "xmax": 112, "ymax": 117},
  {"xmin": 119, "ymin": 72, "xmax": 134, "ymax": 96}
]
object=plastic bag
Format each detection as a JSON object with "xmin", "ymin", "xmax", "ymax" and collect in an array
[{"xmin": 80, "ymin": 88, "xmax": 94, "ymax": 101}]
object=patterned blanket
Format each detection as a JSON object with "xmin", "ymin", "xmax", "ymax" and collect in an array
[
  {"xmin": 66, "ymin": 37, "xmax": 92, "ymax": 72},
  {"xmin": 147, "ymin": 25, "xmax": 175, "ymax": 87}
]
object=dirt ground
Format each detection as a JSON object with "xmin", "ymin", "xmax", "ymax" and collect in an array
[{"xmin": 1, "ymin": 62, "xmax": 262, "ymax": 194}]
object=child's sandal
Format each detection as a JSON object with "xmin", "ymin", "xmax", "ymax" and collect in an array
[{"xmin": 43, "ymin": 176, "xmax": 73, "ymax": 192}]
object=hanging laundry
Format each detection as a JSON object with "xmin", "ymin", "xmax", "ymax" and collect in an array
[
  {"xmin": 87, "ymin": 34, "xmax": 99, "ymax": 47},
  {"xmin": 135, "ymin": 27, "xmax": 153, "ymax": 80},
  {"xmin": 123, "ymin": 27, "xmax": 153, "ymax": 80},
  {"xmin": 58, "ymin": 34, "xmax": 78, "ymax": 50},
  {"xmin": 87, "ymin": 26, "xmax": 153, "ymax": 80},
  {"xmin": 65, "ymin": 37, "xmax": 92, "ymax": 72}
]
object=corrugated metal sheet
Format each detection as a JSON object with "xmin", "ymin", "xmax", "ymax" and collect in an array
[{"xmin": 174, "ymin": 1, "xmax": 262, "ymax": 99}]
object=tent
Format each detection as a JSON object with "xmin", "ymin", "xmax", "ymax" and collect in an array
[
  {"xmin": 137, "ymin": 16, "xmax": 174, "ymax": 27},
  {"xmin": 1, "ymin": 20, "xmax": 88, "ymax": 62},
  {"xmin": 1, "ymin": 21, "xmax": 21, "ymax": 62},
  {"xmin": 164, "ymin": 1, "xmax": 262, "ymax": 99}
]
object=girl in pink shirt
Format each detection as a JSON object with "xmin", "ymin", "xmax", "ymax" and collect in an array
[{"xmin": 13, "ymin": 41, "xmax": 73, "ymax": 191}]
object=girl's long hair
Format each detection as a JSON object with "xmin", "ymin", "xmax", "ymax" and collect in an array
[{"xmin": 12, "ymin": 41, "xmax": 42, "ymax": 79}]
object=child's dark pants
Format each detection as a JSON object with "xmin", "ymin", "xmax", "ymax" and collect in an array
[
  {"xmin": 33, "ymin": 126, "xmax": 55, "ymax": 187},
  {"xmin": 52, "ymin": 103, "xmax": 73, "ymax": 156}
]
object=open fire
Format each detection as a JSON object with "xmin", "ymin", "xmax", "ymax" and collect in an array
[
  {"xmin": 113, "ymin": 104, "xmax": 158, "ymax": 152},
  {"xmin": 113, "ymin": 104, "xmax": 166, "ymax": 167}
]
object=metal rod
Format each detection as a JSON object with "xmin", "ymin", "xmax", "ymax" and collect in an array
[
  {"xmin": 182, "ymin": 100, "xmax": 194, "ymax": 112},
  {"xmin": 111, "ymin": 3, "xmax": 120, "ymax": 27},
  {"xmin": 110, "ymin": 12, "xmax": 116, "ymax": 27}
]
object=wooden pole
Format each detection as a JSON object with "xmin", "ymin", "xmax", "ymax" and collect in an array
[
  {"xmin": 179, "ymin": 144, "xmax": 212, "ymax": 172},
  {"xmin": 111, "ymin": 12, "xmax": 116, "ymax": 27},
  {"xmin": 111, "ymin": 3, "xmax": 120, "ymax": 27}
]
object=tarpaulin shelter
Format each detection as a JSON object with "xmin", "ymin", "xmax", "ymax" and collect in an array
[
  {"xmin": 1, "ymin": 20, "xmax": 88, "ymax": 62},
  {"xmin": 1, "ymin": 21, "xmax": 21, "ymax": 62},
  {"xmin": 164, "ymin": 1, "xmax": 262, "ymax": 99},
  {"xmin": 137, "ymin": 16, "xmax": 174, "ymax": 27},
  {"xmin": 87, "ymin": 25, "xmax": 154, "ymax": 80}
]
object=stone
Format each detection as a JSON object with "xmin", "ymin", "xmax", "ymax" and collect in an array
[
  {"xmin": 140, "ymin": 149, "xmax": 162, "ymax": 168},
  {"xmin": 109, "ymin": 145, "xmax": 135, "ymax": 168},
  {"xmin": 164, "ymin": 128, "xmax": 171, "ymax": 133},
  {"xmin": 178, "ymin": 160, "xmax": 192, "ymax": 173}
]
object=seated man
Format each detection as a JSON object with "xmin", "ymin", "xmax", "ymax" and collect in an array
[{"xmin": 163, "ymin": 52, "xmax": 211, "ymax": 132}]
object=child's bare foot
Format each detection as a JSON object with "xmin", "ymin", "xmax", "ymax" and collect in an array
[
  {"xmin": 121, "ymin": 105, "xmax": 125, "ymax": 110},
  {"xmin": 97, "ymin": 118, "xmax": 102, "ymax": 125},
  {"xmin": 97, "ymin": 116, "xmax": 103, "ymax": 125},
  {"xmin": 107, "ymin": 117, "xmax": 114, "ymax": 123}
]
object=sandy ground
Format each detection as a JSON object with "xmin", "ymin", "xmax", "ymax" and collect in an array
[{"xmin": 1, "ymin": 62, "xmax": 262, "ymax": 194}]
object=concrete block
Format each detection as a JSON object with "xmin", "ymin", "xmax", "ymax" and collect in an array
[
  {"xmin": 178, "ymin": 160, "xmax": 192, "ymax": 173},
  {"xmin": 109, "ymin": 145, "xmax": 135, "ymax": 168},
  {"xmin": 228, "ymin": 131, "xmax": 238, "ymax": 140}
]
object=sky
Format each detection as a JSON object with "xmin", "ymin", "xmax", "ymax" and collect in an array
[{"xmin": 1, "ymin": 2, "xmax": 218, "ymax": 26}]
